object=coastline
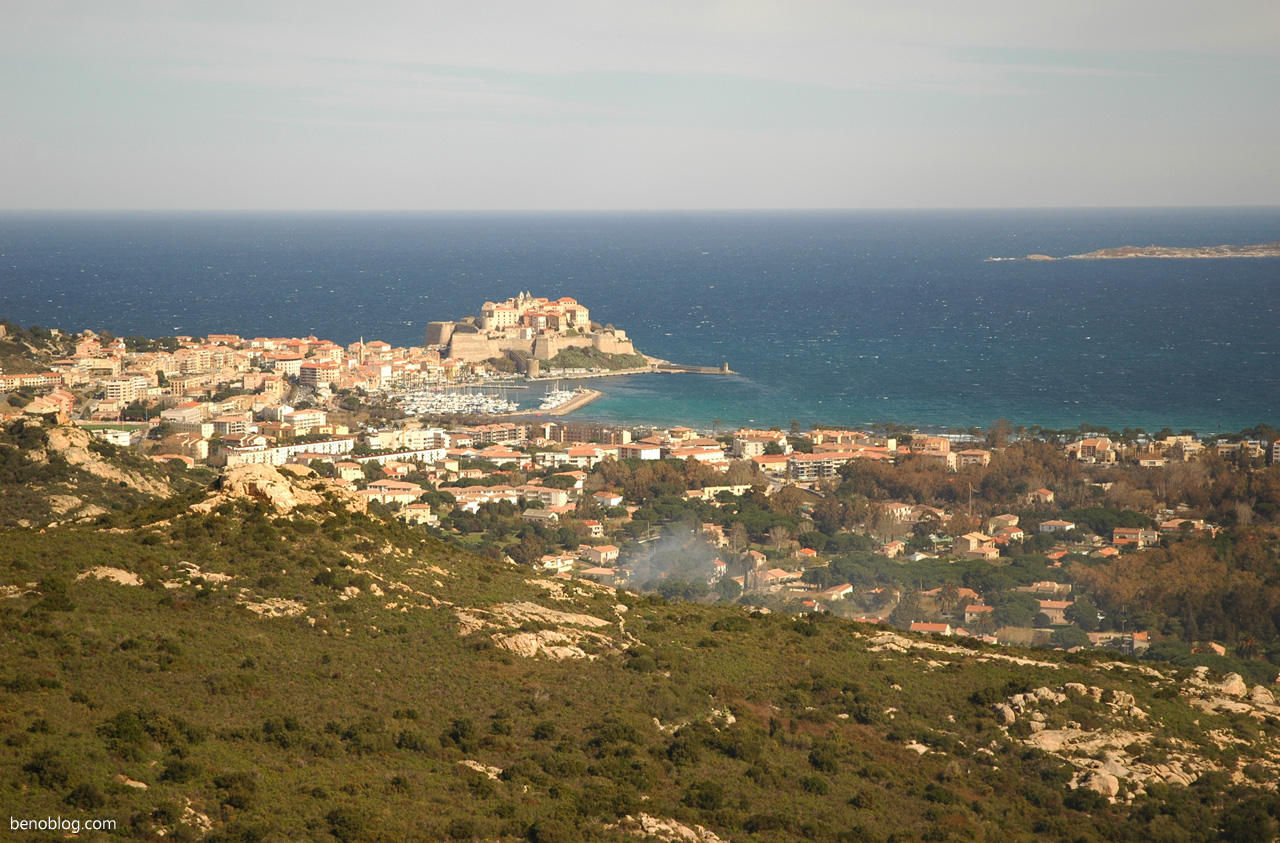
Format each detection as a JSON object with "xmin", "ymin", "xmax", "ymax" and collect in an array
[{"xmin": 527, "ymin": 366, "xmax": 651, "ymax": 380}]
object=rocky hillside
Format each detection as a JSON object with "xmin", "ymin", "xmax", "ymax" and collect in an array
[
  {"xmin": 3, "ymin": 456, "xmax": 1280, "ymax": 842},
  {"xmin": 0, "ymin": 419, "xmax": 215, "ymax": 528}
]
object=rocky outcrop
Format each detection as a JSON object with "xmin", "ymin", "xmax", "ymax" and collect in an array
[
  {"xmin": 995, "ymin": 681, "xmax": 1212, "ymax": 799},
  {"xmin": 493, "ymin": 601, "xmax": 613, "ymax": 629},
  {"xmin": 455, "ymin": 599, "xmax": 623, "ymax": 660},
  {"xmin": 1081, "ymin": 771, "xmax": 1120, "ymax": 798},
  {"xmin": 868, "ymin": 630, "xmax": 1060, "ymax": 669},
  {"xmin": 190, "ymin": 463, "xmax": 366, "ymax": 515},
  {"xmin": 493, "ymin": 630, "xmax": 594, "ymax": 660},
  {"xmin": 76, "ymin": 567, "xmax": 143, "ymax": 586},
  {"xmin": 238, "ymin": 597, "xmax": 307, "ymax": 618},
  {"xmin": 48, "ymin": 494, "xmax": 83, "ymax": 514},
  {"xmin": 459, "ymin": 760, "xmax": 502, "ymax": 780},
  {"xmin": 44, "ymin": 425, "xmax": 171, "ymax": 497},
  {"xmin": 1182, "ymin": 668, "xmax": 1280, "ymax": 717},
  {"xmin": 1217, "ymin": 674, "xmax": 1248, "ymax": 698},
  {"xmin": 614, "ymin": 814, "xmax": 727, "ymax": 843},
  {"xmin": 215, "ymin": 464, "xmax": 322, "ymax": 511}
]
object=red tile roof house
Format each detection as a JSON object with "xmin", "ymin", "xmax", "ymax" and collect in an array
[
  {"xmin": 923, "ymin": 586, "xmax": 980, "ymax": 602},
  {"xmin": 1112, "ymin": 526, "xmax": 1161, "ymax": 547},
  {"xmin": 1037, "ymin": 599, "xmax": 1074, "ymax": 625},
  {"xmin": 910, "ymin": 622, "xmax": 954, "ymax": 637},
  {"xmin": 957, "ymin": 534, "xmax": 993, "ymax": 560},
  {"xmin": 986, "ymin": 513, "xmax": 1020, "ymax": 532},
  {"xmin": 361, "ymin": 479, "xmax": 424, "ymax": 505},
  {"xmin": 750, "ymin": 454, "xmax": 791, "ymax": 474},
  {"xmin": 994, "ymin": 526, "xmax": 1025, "ymax": 544},
  {"xmin": 964, "ymin": 605, "xmax": 995, "ymax": 625},
  {"xmin": 880, "ymin": 540, "xmax": 905, "ymax": 558},
  {"xmin": 537, "ymin": 554, "xmax": 576, "ymax": 574},
  {"xmin": 761, "ymin": 568, "xmax": 802, "ymax": 589},
  {"xmin": 881, "ymin": 502, "xmax": 915, "ymax": 522},
  {"xmin": 399, "ymin": 503, "xmax": 437, "ymax": 526},
  {"xmin": 701, "ymin": 523, "xmax": 727, "ymax": 546},
  {"xmin": 580, "ymin": 545, "xmax": 619, "ymax": 566}
]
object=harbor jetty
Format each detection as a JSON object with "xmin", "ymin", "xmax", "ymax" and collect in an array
[
  {"xmin": 541, "ymin": 388, "xmax": 602, "ymax": 416},
  {"xmin": 654, "ymin": 362, "xmax": 736, "ymax": 375}
]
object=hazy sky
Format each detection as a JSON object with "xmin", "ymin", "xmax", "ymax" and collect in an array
[{"xmin": 3, "ymin": 1, "xmax": 1278, "ymax": 210}]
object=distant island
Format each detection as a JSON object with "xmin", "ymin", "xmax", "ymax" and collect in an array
[{"xmin": 989, "ymin": 241, "xmax": 1280, "ymax": 262}]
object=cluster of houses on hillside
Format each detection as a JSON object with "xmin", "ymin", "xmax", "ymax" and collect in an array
[
  {"xmin": 0, "ymin": 328, "xmax": 1258, "ymax": 600},
  {"xmin": 4, "ymin": 325, "xmax": 1278, "ymax": 481}
]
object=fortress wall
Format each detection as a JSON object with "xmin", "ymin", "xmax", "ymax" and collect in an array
[
  {"xmin": 445, "ymin": 328, "xmax": 633, "ymax": 362},
  {"xmin": 448, "ymin": 334, "xmax": 552, "ymax": 362},
  {"xmin": 592, "ymin": 333, "xmax": 636, "ymax": 355},
  {"xmin": 424, "ymin": 322, "xmax": 455, "ymax": 346},
  {"xmin": 448, "ymin": 334, "xmax": 507, "ymax": 362},
  {"xmin": 534, "ymin": 335, "xmax": 602, "ymax": 360}
]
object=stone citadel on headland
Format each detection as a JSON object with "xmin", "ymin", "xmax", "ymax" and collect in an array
[{"xmin": 424, "ymin": 293, "xmax": 638, "ymax": 371}]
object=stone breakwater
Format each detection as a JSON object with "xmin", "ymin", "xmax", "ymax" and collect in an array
[{"xmin": 542, "ymin": 389, "xmax": 602, "ymax": 416}]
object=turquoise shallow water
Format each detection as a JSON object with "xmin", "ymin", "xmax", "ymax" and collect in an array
[{"xmin": 2, "ymin": 208, "xmax": 1278, "ymax": 433}]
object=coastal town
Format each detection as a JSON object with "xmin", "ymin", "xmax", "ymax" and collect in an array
[{"xmin": 3, "ymin": 304, "xmax": 1280, "ymax": 662}]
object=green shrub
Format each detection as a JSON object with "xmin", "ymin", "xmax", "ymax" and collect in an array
[
  {"xmin": 447, "ymin": 817, "xmax": 478, "ymax": 840},
  {"xmin": 1063, "ymin": 788, "xmax": 1107, "ymax": 812},
  {"xmin": 23, "ymin": 749, "xmax": 70, "ymax": 789},
  {"xmin": 809, "ymin": 744, "xmax": 840, "ymax": 773},
  {"xmin": 802, "ymin": 775, "xmax": 830, "ymax": 795},
  {"xmin": 161, "ymin": 758, "xmax": 201, "ymax": 783},
  {"xmin": 527, "ymin": 818, "xmax": 575, "ymax": 843},
  {"xmin": 711, "ymin": 616, "xmax": 750, "ymax": 633},
  {"xmin": 441, "ymin": 718, "xmax": 478, "ymax": 752},
  {"xmin": 214, "ymin": 771, "xmax": 257, "ymax": 810},
  {"xmin": 684, "ymin": 780, "xmax": 725, "ymax": 810},
  {"xmin": 64, "ymin": 783, "xmax": 106, "ymax": 810},
  {"xmin": 325, "ymin": 807, "xmax": 367, "ymax": 843},
  {"xmin": 625, "ymin": 654, "xmax": 657, "ymax": 673}
]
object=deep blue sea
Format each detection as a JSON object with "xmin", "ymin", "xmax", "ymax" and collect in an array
[{"xmin": 2, "ymin": 209, "xmax": 1278, "ymax": 433}]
